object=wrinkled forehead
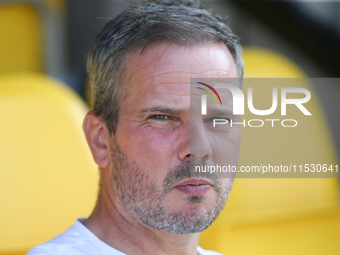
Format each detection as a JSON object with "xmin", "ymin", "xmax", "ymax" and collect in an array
[{"xmin": 122, "ymin": 42, "xmax": 237, "ymax": 88}]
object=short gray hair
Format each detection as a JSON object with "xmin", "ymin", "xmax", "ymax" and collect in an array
[{"xmin": 87, "ymin": 0, "xmax": 244, "ymax": 134}]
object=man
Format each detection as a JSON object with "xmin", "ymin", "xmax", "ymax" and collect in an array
[{"xmin": 28, "ymin": 0, "xmax": 244, "ymax": 254}]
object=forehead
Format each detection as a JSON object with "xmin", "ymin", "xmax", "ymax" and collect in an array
[{"xmin": 122, "ymin": 42, "xmax": 237, "ymax": 96}]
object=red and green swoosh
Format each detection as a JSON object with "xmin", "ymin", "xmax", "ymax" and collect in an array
[{"xmin": 196, "ymin": 82, "xmax": 222, "ymax": 106}]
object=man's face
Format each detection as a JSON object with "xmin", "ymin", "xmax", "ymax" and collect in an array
[{"xmin": 108, "ymin": 42, "xmax": 240, "ymax": 234}]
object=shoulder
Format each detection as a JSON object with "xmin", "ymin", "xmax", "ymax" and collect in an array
[
  {"xmin": 26, "ymin": 219, "xmax": 101, "ymax": 255},
  {"xmin": 197, "ymin": 246, "xmax": 224, "ymax": 255},
  {"xmin": 26, "ymin": 228, "xmax": 90, "ymax": 255}
]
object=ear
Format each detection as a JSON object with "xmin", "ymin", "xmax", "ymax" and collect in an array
[{"xmin": 83, "ymin": 112, "xmax": 110, "ymax": 168}]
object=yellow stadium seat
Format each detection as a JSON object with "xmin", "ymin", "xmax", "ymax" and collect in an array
[
  {"xmin": 43, "ymin": 0, "xmax": 65, "ymax": 10},
  {"xmin": 0, "ymin": 0, "xmax": 65, "ymax": 76},
  {"xmin": 199, "ymin": 47, "xmax": 340, "ymax": 255},
  {"xmin": 0, "ymin": 73, "xmax": 98, "ymax": 255}
]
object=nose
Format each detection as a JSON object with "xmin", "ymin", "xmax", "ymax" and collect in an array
[
  {"xmin": 190, "ymin": 120, "xmax": 213, "ymax": 162},
  {"xmin": 177, "ymin": 120, "xmax": 212, "ymax": 162},
  {"xmin": 177, "ymin": 123, "xmax": 190, "ymax": 162}
]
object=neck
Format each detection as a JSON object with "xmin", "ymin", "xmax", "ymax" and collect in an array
[{"xmin": 83, "ymin": 170, "xmax": 200, "ymax": 255}]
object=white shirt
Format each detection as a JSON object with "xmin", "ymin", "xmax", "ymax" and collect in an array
[{"xmin": 27, "ymin": 218, "xmax": 222, "ymax": 255}]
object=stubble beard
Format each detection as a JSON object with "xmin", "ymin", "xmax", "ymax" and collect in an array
[{"xmin": 109, "ymin": 138, "xmax": 233, "ymax": 234}]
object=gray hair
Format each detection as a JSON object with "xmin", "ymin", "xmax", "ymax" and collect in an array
[{"xmin": 87, "ymin": 0, "xmax": 244, "ymax": 134}]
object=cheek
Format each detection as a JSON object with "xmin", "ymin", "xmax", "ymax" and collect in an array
[
  {"xmin": 115, "ymin": 123, "xmax": 183, "ymax": 174},
  {"xmin": 221, "ymin": 178, "xmax": 235, "ymax": 193},
  {"xmin": 211, "ymin": 128, "xmax": 241, "ymax": 165}
]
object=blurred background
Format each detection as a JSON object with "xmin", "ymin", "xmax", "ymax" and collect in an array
[{"xmin": 0, "ymin": 0, "xmax": 339, "ymax": 254}]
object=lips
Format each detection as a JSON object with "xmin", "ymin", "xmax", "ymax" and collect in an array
[{"xmin": 174, "ymin": 179, "xmax": 212, "ymax": 196}]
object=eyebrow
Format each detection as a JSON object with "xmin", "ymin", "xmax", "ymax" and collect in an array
[
  {"xmin": 140, "ymin": 106, "xmax": 189, "ymax": 115},
  {"xmin": 208, "ymin": 108, "xmax": 234, "ymax": 116}
]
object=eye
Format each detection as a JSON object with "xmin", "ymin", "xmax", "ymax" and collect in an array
[
  {"xmin": 151, "ymin": 115, "xmax": 169, "ymax": 120},
  {"xmin": 146, "ymin": 114, "xmax": 179, "ymax": 130}
]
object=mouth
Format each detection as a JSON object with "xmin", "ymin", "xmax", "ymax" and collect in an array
[{"xmin": 174, "ymin": 179, "xmax": 212, "ymax": 196}]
